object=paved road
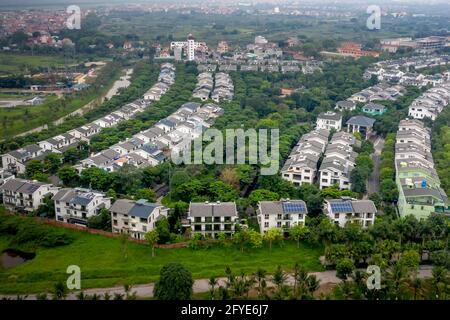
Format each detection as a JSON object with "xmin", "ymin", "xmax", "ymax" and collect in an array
[
  {"xmin": 0, "ymin": 266, "xmax": 434, "ymax": 300},
  {"xmin": 367, "ymin": 137, "xmax": 385, "ymax": 195}
]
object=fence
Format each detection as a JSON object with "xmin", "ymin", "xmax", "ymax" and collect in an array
[{"xmin": 33, "ymin": 216, "xmax": 189, "ymax": 248}]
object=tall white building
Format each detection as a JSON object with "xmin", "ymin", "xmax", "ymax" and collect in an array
[{"xmin": 170, "ymin": 34, "xmax": 206, "ymax": 61}]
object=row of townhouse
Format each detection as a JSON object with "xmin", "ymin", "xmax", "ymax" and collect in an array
[
  {"xmin": 281, "ymin": 128, "xmax": 330, "ymax": 186},
  {"xmin": 408, "ymin": 82, "xmax": 450, "ymax": 120},
  {"xmin": 257, "ymin": 197, "xmax": 377, "ymax": 233},
  {"xmin": 77, "ymin": 102, "xmax": 224, "ymax": 173},
  {"xmin": 374, "ymin": 55, "xmax": 450, "ymax": 71},
  {"xmin": 395, "ymin": 118, "xmax": 450, "ymax": 219},
  {"xmin": 212, "ymin": 72, "xmax": 234, "ymax": 102},
  {"xmin": 318, "ymin": 131, "xmax": 359, "ymax": 190},
  {"xmin": 1, "ymin": 64, "xmax": 175, "ymax": 175},
  {"xmin": 193, "ymin": 72, "xmax": 214, "ymax": 101},
  {"xmin": 334, "ymin": 98, "xmax": 388, "ymax": 116},
  {"xmin": 143, "ymin": 63, "xmax": 176, "ymax": 101},
  {"xmin": 193, "ymin": 72, "xmax": 234, "ymax": 103},
  {"xmin": 364, "ymin": 69, "xmax": 450, "ymax": 87},
  {"xmin": 348, "ymin": 84, "xmax": 405, "ymax": 104},
  {"xmin": 364, "ymin": 55, "xmax": 450, "ymax": 83},
  {"xmin": 0, "ymin": 178, "xmax": 378, "ymax": 237}
]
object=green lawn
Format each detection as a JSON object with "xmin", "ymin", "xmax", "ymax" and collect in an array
[
  {"xmin": 0, "ymin": 52, "xmax": 72, "ymax": 76},
  {"xmin": 0, "ymin": 64, "xmax": 121, "ymax": 139},
  {"xmin": 0, "ymin": 223, "xmax": 323, "ymax": 295}
]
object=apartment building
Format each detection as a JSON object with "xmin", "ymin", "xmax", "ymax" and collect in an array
[
  {"xmin": 184, "ymin": 201, "xmax": 239, "ymax": 238},
  {"xmin": 0, "ymin": 178, "xmax": 59, "ymax": 213},
  {"xmin": 257, "ymin": 199, "xmax": 308, "ymax": 234},
  {"xmin": 111, "ymin": 199, "xmax": 169, "ymax": 240},
  {"xmin": 408, "ymin": 82, "xmax": 450, "ymax": 120},
  {"xmin": 1, "ymin": 145, "xmax": 46, "ymax": 174},
  {"xmin": 53, "ymin": 188, "xmax": 111, "ymax": 226},
  {"xmin": 323, "ymin": 198, "xmax": 377, "ymax": 228}
]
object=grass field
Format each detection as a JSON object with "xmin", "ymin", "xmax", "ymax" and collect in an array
[
  {"xmin": 0, "ymin": 219, "xmax": 323, "ymax": 295},
  {"xmin": 0, "ymin": 52, "xmax": 72, "ymax": 76},
  {"xmin": 0, "ymin": 64, "xmax": 121, "ymax": 139}
]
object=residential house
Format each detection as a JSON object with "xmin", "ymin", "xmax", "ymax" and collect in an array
[
  {"xmin": 111, "ymin": 199, "xmax": 169, "ymax": 240},
  {"xmin": 257, "ymin": 199, "xmax": 308, "ymax": 234},
  {"xmin": 323, "ymin": 198, "xmax": 377, "ymax": 228},
  {"xmin": 184, "ymin": 201, "xmax": 239, "ymax": 238},
  {"xmin": 53, "ymin": 188, "xmax": 111, "ymax": 226},
  {"xmin": 0, "ymin": 178, "xmax": 59, "ymax": 212}
]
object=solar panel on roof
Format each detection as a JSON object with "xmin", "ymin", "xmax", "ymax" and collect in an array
[
  {"xmin": 282, "ymin": 202, "xmax": 306, "ymax": 213},
  {"xmin": 27, "ymin": 184, "xmax": 40, "ymax": 193},
  {"xmin": 330, "ymin": 201, "xmax": 353, "ymax": 213}
]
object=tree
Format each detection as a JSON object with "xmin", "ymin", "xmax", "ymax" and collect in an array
[
  {"xmin": 272, "ymin": 265, "xmax": 289, "ymax": 299},
  {"xmin": 52, "ymin": 281, "xmax": 68, "ymax": 300},
  {"xmin": 264, "ymin": 228, "xmax": 282, "ymax": 251},
  {"xmin": 208, "ymin": 276, "xmax": 218, "ymax": 300},
  {"xmin": 290, "ymin": 224, "xmax": 309, "ymax": 248},
  {"xmin": 380, "ymin": 180, "xmax": 398, "ymax": 203},
  {"xmin": 134, "ymin": 188, "xmax": 156, "ymax": 202},
  {"xmin": 44, "ymin": 153, "xmax": 63, "ymax": 174},
  {"xmin": 254, "ymin": 268, "xmax": 267, "ymax": 298},
  {"xmin": 26, "ymin": 160, "xmax": 44, "ymax": 178},
  {"xmin": 350, "ymin": 167, "xmax": 367, "ymax": 194},
  {"xmin": 233, "ymin": 229, "xmax": 251, "ymax": 252},
  {"xmin": 336, "ymin": 258, "xmax": 355, "ymax": 281},
  {"xmin": 155, "ymin": 217, "xmax": 171, "ymax": 244},
  {"xmin": 145, "ymin": 230, "xmax": 159, "ymax": 257},
  {"xmin": 219, "ymin": 167, "xmax": 240, "ymax": 190},
  {"xmin": 57, "ymin": 166, "xmax": 79, "ymax": 187},
  {"xmin": 248, "ymin": 229, "xmax": 263, "ymax": 248},
  {"xmin": 399, "ymin": 250, "xmax": 421, "ymax": 271},
  {"xmin": 87, "ymin": 208, "xmax": 111, "ymax": 231},
  {"xmin": 118, "ymin": 233, "xmax": 129, "ymax": 260},
  {"xmin": 248, "ymin": 189, "xmax": 279, "ymax": 206},
  {"xmin": 154, "ymin": 263, "xmax": 193, "ymax": 300}
]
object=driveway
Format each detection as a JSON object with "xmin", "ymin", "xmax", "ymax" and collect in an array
[{"xmin": 367, "ymin": 136, "xmax": 385, "ymax": 195}]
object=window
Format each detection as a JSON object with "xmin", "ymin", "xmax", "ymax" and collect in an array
[
  {"xmin": 277, "ymin": 222, "xmax": 282, "ymax": 228},
  {"xmin": 264, "ymin": 214, "xmax": 269, "ymax": 220},
  {"xmin": 140, "ymin": 218, "xmax": 146, "ymax": 223},
  {"xmin": 113, "ymin": 220, "xmax": 118, "ymax": 226},
  {"xmin": 264, "ymin": 222, "xmax": 269, "ymax": 228},
  {"xmin": 214, "ymin": 217, "xmax": 221, "ymax": 223},
  {"xmin": 194, "ymin": 217, "xmax": 202, "ymax": 223},
  {"xmin": 124, "ymin": 222, "xmax": 129, "ymax": 226},
  {"xmin": 56, "ymin": 208, "xmax": 60, "ymax": 213},
  {"xmin": 194, "ymin": 225, "xmax": 202, "ymax": 231},
  {"xmin": 277, "ymin": 214, "xmax": 282, "ymax": 220},
  {"xmin": 334, "ymin": 213, "xmax": 339, "ymax": 219},
  {"xmin": 299, "ymin": 214, "xmax": 303, "ymax": 219}
]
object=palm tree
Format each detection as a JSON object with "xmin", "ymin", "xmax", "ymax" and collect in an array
[
  {"xmin": 272, "ymin": 266, "xmax": 288, "ymax": 299},
  {"xmin": 385, "ymin": 263, "xmax": 411, "ymax": 300},
  {"xmin": 208, "ymin": 276, "xmax": 218, "ymax": 300},
  {"xmin": 255, "ymin": 268, "xmax": 267, "ymax": 298},
  {"xmin": 411, "ymin": 278, "xmax": 423, "ymax": 300},
  {"xmin": 53, "ymin": 281, "xmax": 68, "ymax": 300}
]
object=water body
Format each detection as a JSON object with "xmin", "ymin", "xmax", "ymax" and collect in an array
[
  {"xmin": 104, "ymin": 68, "xmax": 134, "ymax": 101},
  {"xmin": 0, "ymin": 249, "xmax": 35, "ymax": 268}
]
